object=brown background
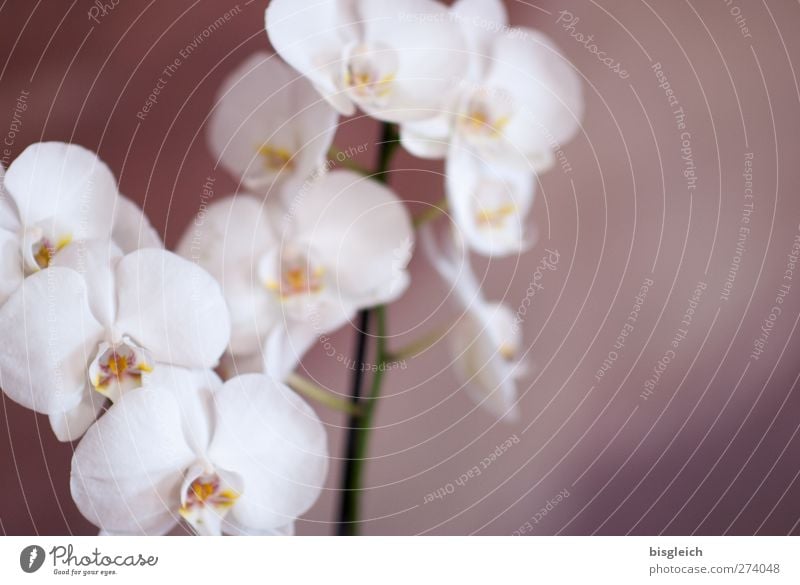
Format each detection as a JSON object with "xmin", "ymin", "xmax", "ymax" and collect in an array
[{"xmin": 1, "ymin": 0, "xmax": 799, "ymax": 535}]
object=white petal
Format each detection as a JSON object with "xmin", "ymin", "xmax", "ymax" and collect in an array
[
  {"xmin": 51, "ymin": 239, "xmax": 122, "ymax": 328},
  {"xmin": 4, "ymin": 142, "xmax": 118, "ymax": 239},
  {"xmin": 446, "ymin": 139, "xmax": 536, "ymax": 256},
  {"xmin": 354, "ymin": 0, "xmax": 469, "ymax": 122},
  {"xmin": 70, "ymin": 387, "xmax": 198, "ymax": 535},
  {"xmin": 355, "ymin": 1, "xmax": 468, "ymax": 121},
  {"xmin": 145, "ymin": 365, "xmax": 220, "ymax": 457},
  {"xmin": 176, "ymin": 195, "xmax": 278, "ymax": 357},
  {"xmin": 0, "ymin": 169, "xmax": 21, "ymax": 233},
  {"xmin": 449, "ymin": 303, "xmax": 520, "ymax": 422},
  {"xmin": 223, "ymin": 517, "xmax": 295, "ymax": 536},
  {"xmin": 400, "ymin": 115, "xmax": 452, "ymax": 159},
  {"xmin": 48, "ymin": 387, "xmax": 106, "ymax": 442},
  {"xmin": 487, "ymin": 29, "xmax": 583, "ymax": 167},
  {"xmin": 209, "ymin": 53, "xmax": 338, "ymax": 194},
  {"xmin": 420, "ymin": 223, "xmax": 479, "ymax": 308},
  {"xmin": 451, "ymin": 0, "xmax": 508, "ymax": 77},
  {"xmin": 0, "ymin": 226, "xmax": 23, "ymax": 305},
  {"xmin": 292, "ymin": 170, "xmax": 414, "ymax": 306},
  {"xmin": 209, "ymin": 52, "xmax": 338, "ymax": 194},
  {"xmin": 266, "ymin": 0, "xmax": 359, "ymax": 113},
  {"xmin": 113, "ymin": 249, "xmax": 231, "ymax": 369},
  {"xmin": 0, "ymin": 267, "xmax": 105, "ymax": 415},
  {"xmin": 207, "ymin": 374, "xmax": 328, "ymax": 532},
  {"xmin": 112, "ymin": 195, "xmax": 163, "ymax": 253},
  {"xmin": 264, "ymin": 322, "xmax": 321, "ymax": 381}
]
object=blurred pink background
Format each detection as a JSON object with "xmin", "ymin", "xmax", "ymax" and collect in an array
[{"xmin": 1, "ymin": 0, "xmax": 799, "ymax": 535}]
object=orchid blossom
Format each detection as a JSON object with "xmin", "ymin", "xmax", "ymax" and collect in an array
[
  {"xmin": 0, "ymin": 241, "xmax": 230, "ymax": 440},
  {"xmin": 400, "ymin": 0, "xmax": 583, "ymax": 256},
  {"xmin": 266, "ymin": 0, "xmax": 469, "ymax": 122},
  {"xmin": 0, "ymin": 142, "xmax": 129, "ymax": 305},
  {"xmin": 421, "ymin": 224, "xmax": 524, "ymax": 421},
  {"xmin": 178, "ymin": 170, "xmax": 413, "ymax": 380},
  {"xmin": 209, "ymin": 51, "xmax": 339, "ymax": 195},
  {"xmin": 70, "ymin": 371, "xmax": 328, "ymax": 535}
]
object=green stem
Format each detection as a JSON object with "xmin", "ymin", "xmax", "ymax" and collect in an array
[
  {"xmin": 386, "ymin": 326, "xmax": 448, "ymax": 362},
  {"xmin": 338, "ymin": 123, "xmax": 399, "ymax": 535},
  {"xmin": 286, "ymin": 373, "xmax": 361, "ymax": 416},
  {"xmin": 327, "ymin": 146, "xmax": 371, "ymax": 175},
  {"xmin": 413, "ymin": 197, "xmax": 449, "ymax": 229},
  {"xmin": 344, "ymin": 306, "xmax": 389, "ymax": 534}
]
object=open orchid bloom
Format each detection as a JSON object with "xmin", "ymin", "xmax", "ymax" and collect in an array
[
  {"xmin": 266, "ymin": 0, "xmax": 469, "ymax": 122},
  {"xmin": 0, "ymin": 143, "xmax": 161, "ymax": 306},
  {"xmin": 178, "ymin": 170, "xmax": 413, "ymax": 380},
  {"xmin": 70, "ymin": 372, "xmax": 328, "ymax": 536},
  {"xmin": 400, "ymin": 0, "xmax": 583, "ymax": 255},
  {"xmin": 446, "ymin": 147, "xmax": 538, "ymax": 256},
  {"xmin": 209, "ymin": 52, "xmax": 338, "ymax": 195},
  {"xmin": 0, "ymin": 241, "xmax": 231, "ymax": 441},
  {"xmin": 421, "ymin": 224, "xmax": 524, "ymax": 421},
  {"xmin": 0, "ymin": 142, "xmax": 120, "ymax": 304}
]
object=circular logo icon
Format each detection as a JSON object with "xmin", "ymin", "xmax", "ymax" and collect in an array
[{"xmin": 19, "ymin": 545, "xmax": 45, "ymax": 573}]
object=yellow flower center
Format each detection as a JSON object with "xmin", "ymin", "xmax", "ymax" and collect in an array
[
  {"xmin": 266, "ymin": 261, "xmax": 325, "ymax": 301},
  {"xmin": 31, "ymin": 235, "xmax": 72, "ymax": 270},
  {"xmin": 90, "ymin": 341, "xmax": 154, "ymax": 402},
  {"xmin": 476, "ymin": 203, "xmax": 517, "ymax": 229},
  {"xmin": 258, "ymin": 144, "xmax": 294, "ymax": 172},
  {"xmin": 178, "ymin": 473, "xmax": 240, "ymax": 535}
]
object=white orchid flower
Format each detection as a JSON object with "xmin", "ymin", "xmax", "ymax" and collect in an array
[
  {"xmin": 111, "ymin": 194, "xmax": 163, "ymax": 253},
  {"xmin": 266, "ymin": 0, "xmax": 469, "ymax": 123},
  {"xmin": 0, "ymin": 142, "xmax": 161, "ymax": 305},
  {"xmin": 178, "ymin": 170, "xmax": 413, "ymax": 379},
  {"xmin": 422, "ymin": 224, "xmax": 524, "ymax": 421},
  {"xmin": 209, "ymin": 51, "xmax": 338, "ymax": 195},
  {"xmin": 70, "ymin": 371, "xmax": 328, "ymax": 536},
  {"xmin": 400, "ymin": 0, "xmax": 583, "ymax": 255},
  {"xmin": 0, "ymin": 240, "xmax": 231, "ymax": 440}
]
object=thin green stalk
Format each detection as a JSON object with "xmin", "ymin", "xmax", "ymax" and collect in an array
[
  {"xmin": 327, "ymin": 146, "xmax": 371, "ymax": 175},
  {"xmin": 286, "ymin": 373, "xmax": 361, "ymax": 416},
  {"xmin": 343, "ymin": 306, "xmax": 388, "ymax": 534},
  {"xmin": 413, "ymin": 197, "xmax": 449, "ymax": 229},
  {"xmin": 338, "ymin": 123, "xmax": 399, "ymax": 535},
  {"xmin": 386, "ymin": 326, "xmax": 448, "ymax": 362}
]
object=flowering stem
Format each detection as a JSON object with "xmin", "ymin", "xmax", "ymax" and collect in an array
[
  {"xmin": 327, "ymin": 146, "xmax": 371, "ymax": 175},
  {"xmin": 286, "ymin": 373, "xmax": 361, "ymax": 416},
  {"xmin": 413, "ymin": 197, "xmax": 449, "ymax": 228},
  {"xmin": 386, "ymin": 326, "xmax": 448, "ymax": 362},
  {"xmin": 343, "ymin": 305, "xmax": 388, "ymax": 533},
  {"xmin": 338, "ymin": 123, "xmax": 399, "ymax": 535}
]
